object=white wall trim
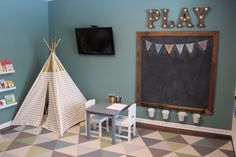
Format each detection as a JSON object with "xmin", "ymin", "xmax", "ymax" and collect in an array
[
  {"xmin": 136, "ymin": 118, "xmax": 232, "ymax": 136},
  {"xmin": 0, "ymin": 121, "xmax": 12, "ymax": 130},
  {"xmin": 0, "ymin": 121, "xmax": 12, "ymax": 138},
  {"xmin": 0, "ymin": 118, "xmax": 233, "ymax": 136}
]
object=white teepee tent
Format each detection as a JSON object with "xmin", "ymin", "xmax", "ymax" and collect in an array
[{"xmin": 12, "ymin": 38, "xmax": 87, "ymax": 136}]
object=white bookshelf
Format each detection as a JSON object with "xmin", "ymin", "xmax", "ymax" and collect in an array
[
  {"xmin": 0, "ymin": 70, "xmax": 15, "ymax": 75},
  {"xmin": 0, "ymin": 62, "xmax": 17, "ymax": 111},
  {"xmin": 0, "ymin": 87, "xmax": 16, "ymax": 93},
  {"xmin": 0, "ymin": 102, "xmax": 17, "ymax": 110}
]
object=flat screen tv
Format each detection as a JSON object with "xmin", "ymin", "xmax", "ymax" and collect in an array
[{"xmin": 75, "ymin": 26, "xmax": 115, "ymax": 55}]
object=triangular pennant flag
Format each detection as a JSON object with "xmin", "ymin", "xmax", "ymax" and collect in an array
[
  {"xmin": 176, "ymin": 44, "xmax": 184, "ymax": 55},
  {"xmin": 145, "ymin": 40, "xmax": 152, "ymax": 51},
  {"xmin": 165, "ymin": 44, "xmax": 174, "ymax": 54},
  {"xmin": 155, "ymin": 43, "xmax": 163, "ymax": 54},
  {"xmin": 186, "ymin": 43, "xmax": 194, "ymax": 53},
  {"xmin": 198, "ymin": 40, "xmax": 208, "ymax": 51}
]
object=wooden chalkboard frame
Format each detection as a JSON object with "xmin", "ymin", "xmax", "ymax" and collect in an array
[{"xmin": 136, "ymin": 31, "xmax": 218, "ymax": 114}]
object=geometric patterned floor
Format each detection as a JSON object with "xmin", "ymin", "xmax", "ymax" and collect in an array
[{"xmin": 0, "ymin": 124, "xmax": 235, "ymax": 157}]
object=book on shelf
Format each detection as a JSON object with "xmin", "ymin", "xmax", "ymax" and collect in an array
[
  {"xmin": 0, "ymin": 79, "xmax": 7, "ymax": 88},
  {"xmin": 0, "ymin": 99, "xmax": 6, "ymax": 106},
  {"xmin": 4, "ymin": 94, "xmax": 16, "ymax": 105},
  {"xmin": 0, "ymin": 60, "xmax": 14, "ymax": 72},
  {"xmin": 0, "ymin": 79, "xmax": 15, "ymax": 89},
  {"xmin": 6, "ymin": 80, "xmax": 14, "ymax": 88}
]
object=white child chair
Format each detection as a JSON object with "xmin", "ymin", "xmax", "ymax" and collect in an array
[
  {"xmin": 115, "ymin": 103, "xmax": 136, "ymax": 142},
  {"xmin": 85, "ymin": 99, "xmax": 109, "ymax": 138}
]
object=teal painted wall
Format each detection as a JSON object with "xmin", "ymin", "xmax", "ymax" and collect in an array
[
  {"xmin": 48, "ymin": 0, "xmax": 236, "ymax": 130},
  {"xmin": 0, "ymin": 0, "xmax": 49, "ymax": 124}
]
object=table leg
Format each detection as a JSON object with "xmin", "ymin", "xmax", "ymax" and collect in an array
[
  {"xmin": 112, "ymin": 115, "xmax": 116, "ymax": 144},
  {"xmin": 86, "ymin": 112, "xmax": 90, "ymax": 139}
]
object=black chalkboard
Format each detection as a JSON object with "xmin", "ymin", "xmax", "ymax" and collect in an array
[{"xmin": 136, "ymin": 31, "xmax": 218, "ymax": 114}]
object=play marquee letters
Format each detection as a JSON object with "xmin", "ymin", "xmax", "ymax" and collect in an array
[{"xmin": 147, "ymin": 7, "xmax": 210, "ymax": 29}]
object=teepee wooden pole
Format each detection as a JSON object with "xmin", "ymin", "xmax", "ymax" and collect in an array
[
  {"xmin": 43, "ymin": 38, "xmax": 61, "ymax": 53},
  {"xmin": 51, "ymin": 38, "xmax": 53, "ymax": 48},
  {"xmin": 43, "ymin": 38, "xmax": 53, "ymax": 52},
  {"xmin": 55, "ymin": 38, "xmax": 61, "ymax": 49}
]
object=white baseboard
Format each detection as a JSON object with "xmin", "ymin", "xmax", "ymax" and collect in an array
[
  {"xmin": 0, "ymin": 118, "xmax": 232, "ymax": 135},
  {"xmin": 136, "ymin": 118, "xmax": 232, "ymax": 136},
  {"xmin": 0, "ymin": 121, "xmax": 12, "ymax": 130},
  {"xmin": 0, "ymin": 121, "xmax": 12, "ymax": 138}
]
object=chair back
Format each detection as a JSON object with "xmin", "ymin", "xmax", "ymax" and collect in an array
[
  {"xmin": 85, "ymin": 99, "xmax": 96, "ymax": 109},
  {"xmin": 128, "ymin": 103, "xmax": 136, "ymax": 123}
]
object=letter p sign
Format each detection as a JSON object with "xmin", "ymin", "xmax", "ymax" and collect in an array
[{"xmin": 147, "ymin": 9, "xmax": 160, "ymax": 29}]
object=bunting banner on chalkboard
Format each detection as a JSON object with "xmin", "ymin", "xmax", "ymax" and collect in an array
[
  {"xmin": 165, "ymin": 44, "xmax": 174, "ymax": 54},
  {"xmin": 186, "ymin": 43, "xmax": 194, "ymax": 53},
  {"xmin": 155, "ymin": 43, "xmax": 163, "ymax": 54},
  {"xmin": 198, "ymin": 40, "xmax": 208, "ymax": 51},
  {"xmin": 144, "ymin": 39, "xmax": 209, "ymax": 55},
  {"xmin": 176, "ymin": 44, "xmax": 184, "ymax": 55},
  {"xmin": 145, "ymin": 40, "xmax": 152, "ymax": 51}
]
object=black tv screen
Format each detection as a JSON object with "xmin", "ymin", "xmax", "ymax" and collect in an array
[{"xmin": 75, "ymin": 27, "xmax": 115, "ymax": 55}]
